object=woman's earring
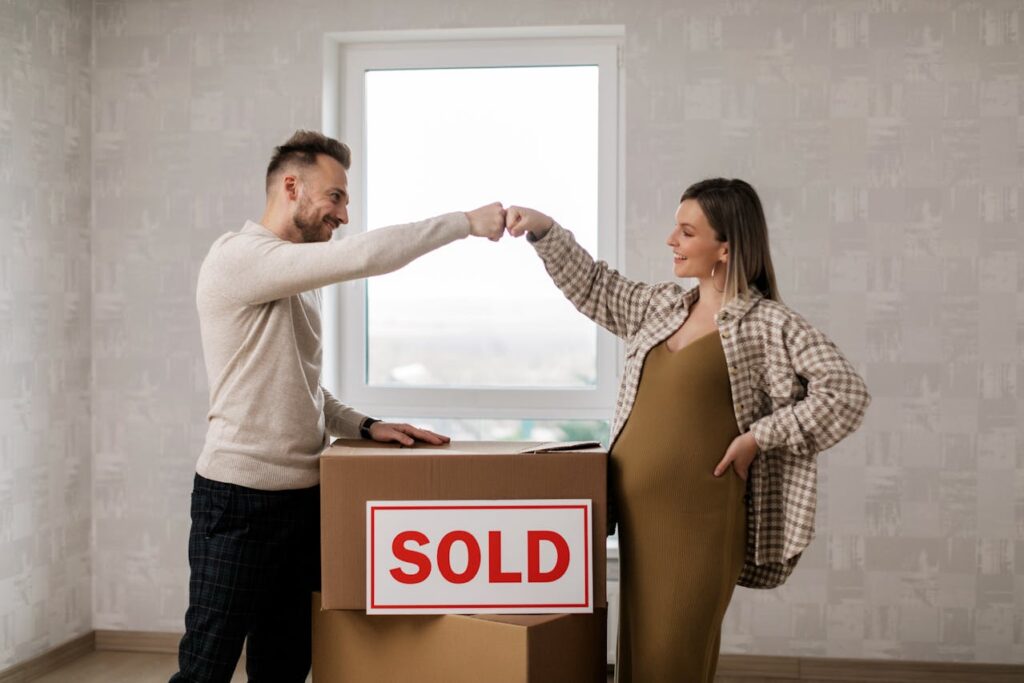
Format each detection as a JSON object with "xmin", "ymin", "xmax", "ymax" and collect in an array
[{"xmin": 711, "ymin": 261, "xmax": 725, "ymax": 293}]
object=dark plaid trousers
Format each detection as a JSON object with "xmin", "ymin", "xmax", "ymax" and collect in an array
[{"xmin": 170, "ymin": 473, "xmax": 320, "ymax": 683}]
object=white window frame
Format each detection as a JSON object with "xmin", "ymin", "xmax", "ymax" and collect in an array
[{"xmin": 321, "ymin": 27, "xmax": 624, "ymax": 420}]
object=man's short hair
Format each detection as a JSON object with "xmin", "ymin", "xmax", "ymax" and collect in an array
[{"xmin": 266, "ymin": 130, "xmax": 351, "ymax": 193}]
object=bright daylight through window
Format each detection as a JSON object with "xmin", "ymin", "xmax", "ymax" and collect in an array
[
  {"xmin": 364, "ymin": 65, "xmax": 599, "ymax": 390},
  {"xmin": 329, "ymin": 35, "xmax": 620, "ymax": 439}
]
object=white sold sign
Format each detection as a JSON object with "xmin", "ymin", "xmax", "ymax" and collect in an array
[{"xmin": 366, "ymin": 499, "xmax": 593, "ymax": 614}]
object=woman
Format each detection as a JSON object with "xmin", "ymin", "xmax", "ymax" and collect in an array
[{"xmin": 506, "ymin": 178, "xmax": 871, "ymax": 683}]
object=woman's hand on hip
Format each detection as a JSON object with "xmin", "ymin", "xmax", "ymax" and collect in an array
[{"xmin": 714, "ymin": 432, "xmax": 760, "ymax": 481}]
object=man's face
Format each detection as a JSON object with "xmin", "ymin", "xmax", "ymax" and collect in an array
[{"xmin": 292, "ymin": 155, "xmax": 349, "ymax": 243}]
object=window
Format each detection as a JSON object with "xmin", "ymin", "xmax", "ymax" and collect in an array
[
  {"xmin": 386, "ymin": 418, "xmax": 610, "ymax": 448},
  {"xmin": 322, "ymin": 28, "xmax": 623, "ymax": 424}
]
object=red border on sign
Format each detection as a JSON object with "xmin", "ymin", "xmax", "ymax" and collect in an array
[{"xmin": 369, "ymin": 503, "xmax": 592, "ymax": 610}]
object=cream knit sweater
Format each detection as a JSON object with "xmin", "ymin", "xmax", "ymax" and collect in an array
[{"xmin": 195, "ymin": 212, "xmax": 471, "ymax": 490}]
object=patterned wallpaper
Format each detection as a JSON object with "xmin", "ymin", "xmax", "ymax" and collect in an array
[
  {"xmin": 0, "ymin": 0, "xmax": 93, "ymax": 671},
  {"xmin": 3, "ymin": 0, "xmax": 1022, "ymax": 670}
]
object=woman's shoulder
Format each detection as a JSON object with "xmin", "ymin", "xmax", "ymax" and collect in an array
[
  {"xmin": 749, "ymin": 295, "xmax": 791, "ymax": 319},
  {"xmin": 629, "ymin": 281, "xmax": 689, "ymax": 331},
  {"xmin": 748, "ymin": 295, "xmax": 838, "ymax": 350},
  {"xmin": 647, "ymin": 280, "xmax": 689, "ymax": 303},
  {"xmin": 749, "ymin": 294, "xmax": 808, "ymax": 325}
]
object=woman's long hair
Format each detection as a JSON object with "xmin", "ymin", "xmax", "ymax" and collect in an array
[{"xmin": 680, "ymin": 178, "xmax": 782, "ymax": 304}]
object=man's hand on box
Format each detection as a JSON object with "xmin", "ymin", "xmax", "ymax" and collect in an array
[{"xmin": 368, "ymin": 421, "xmax": 450, "ymax": 447}]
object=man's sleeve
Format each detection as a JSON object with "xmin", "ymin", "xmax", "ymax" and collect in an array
[
  {"xmin": 322, "ymin": 385, "xmax": 368, "ymax": 439},
  {"xmin": 210, "ymin": 212, "xmax": 470, "ymax": 305}
]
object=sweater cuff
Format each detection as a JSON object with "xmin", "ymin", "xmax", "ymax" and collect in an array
[
  {"xmin": 327, "ymin": 411, "xmax": 369, "ymax": 439},
  {"xmin": 447, "ymin": 211, "xmax": 473, "ymax": 239}
]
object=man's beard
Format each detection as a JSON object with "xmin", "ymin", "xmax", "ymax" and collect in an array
[{"xmin": 293, "ymin": 195, "xmax": 327, "ymax": 243}]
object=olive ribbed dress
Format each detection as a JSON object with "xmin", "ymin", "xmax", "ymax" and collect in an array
[{"xmin": 610, "ymin": 331, "xmax": 747, "ymax": 683}]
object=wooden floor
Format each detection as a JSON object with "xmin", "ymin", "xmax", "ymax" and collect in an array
[
  {"xmin": 31, "ymin": 652, "xmax": 238, "ymax": 682},
  {"xmin": 31, "ymin": 651, "xmax": 282, "ymax": 683},
  {"xmin": 20, "ymin": 649, "xmax": 1022, "ymax": 683},
  {"xmin": 27, "ymin": 651, "xmax": 616, "ymax": 682},
  {"xmin": 17, "ymin": 645, "xmax": 1024, "ymax": 683}
]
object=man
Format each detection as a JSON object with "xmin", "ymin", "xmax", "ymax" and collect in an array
[{"xmin": 171, "ymin": 130, "xmax": 505, "ymax": 682}]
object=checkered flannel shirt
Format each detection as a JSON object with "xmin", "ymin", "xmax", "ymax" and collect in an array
[{"xmin": 531, "ymin": 224, "xmax": 872, "ymax": 588}]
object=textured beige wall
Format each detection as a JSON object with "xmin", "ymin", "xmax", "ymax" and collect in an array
[
  {"xmin": 2, "ymin": 0, "xmax": 1021, "ymax": 669},
  {"xmin": 90, "ymin": 0, "xmax": 1024, "ymax": 664},
  {"xmin": 0, "ymin": 0, "xmax": 93, "ymax": 670}
]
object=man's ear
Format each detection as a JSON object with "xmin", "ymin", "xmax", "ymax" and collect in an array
[{"xmin": 283, "ymin": 174, "xmax": 299, "ymax": 201}]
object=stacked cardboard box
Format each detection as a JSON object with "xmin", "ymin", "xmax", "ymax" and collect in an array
[{"xmin": 315, "ymin": 440, "xmax": 608, "ymax": 682}]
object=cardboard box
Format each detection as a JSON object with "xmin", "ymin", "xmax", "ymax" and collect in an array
[
  {"xmin": 320, "ymin": 440, "xmax": 607, "ymax": 611},
  {"xmin": 312, "ymin": 592, "xmax": 607, "ymax": 683}
]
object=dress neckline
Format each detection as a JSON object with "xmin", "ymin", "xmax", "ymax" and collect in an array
[{"xmin": 662, "ymin": 329, "xmax": 720, "ymax": 355}]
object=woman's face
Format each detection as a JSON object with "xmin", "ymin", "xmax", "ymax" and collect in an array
[{"xmin": 666, "ymin": 199, "xmax": 728, "ymax": 280}]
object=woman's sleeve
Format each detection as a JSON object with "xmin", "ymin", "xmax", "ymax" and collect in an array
[
  {"xmin": 748, "ymin": 312, "xmax": 872, "ymax": 458},
  {"xmin": 530, "ymin": 223, "xmax": 658, "ymax": 340}
]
